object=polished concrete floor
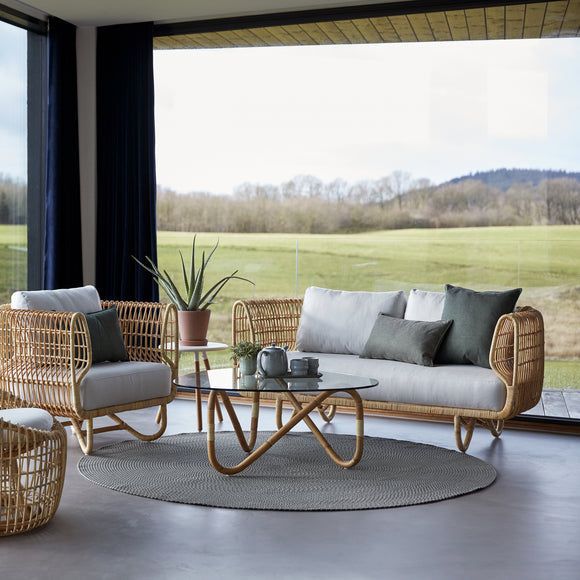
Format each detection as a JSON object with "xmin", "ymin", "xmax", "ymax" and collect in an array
[{"xmin": 2, "ymin": 398, "xmax": 579, "ymax": 580}]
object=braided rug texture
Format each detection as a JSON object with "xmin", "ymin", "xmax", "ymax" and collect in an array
[{"xmin": 78, "ymin": 431, "xmax": 496, "ymax": 511}]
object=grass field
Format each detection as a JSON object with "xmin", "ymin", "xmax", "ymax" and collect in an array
[{"xmin": 0, "ymin": 224, "xmax": 578, "ymax": 387}]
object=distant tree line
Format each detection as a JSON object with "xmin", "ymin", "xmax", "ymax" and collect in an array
[
  {"xmin": 157, "ymin": 171, "xmax": 580, "ymax": 234},
  {"xmin": 0, "ymin": 175, "xmax": 26, "ymax": 225}
]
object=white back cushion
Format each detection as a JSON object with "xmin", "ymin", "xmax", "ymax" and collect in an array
[
  {"xmin": 11, "ymin": 285, "xmax": 102, "ymax": 313},
  {"xmin": 296, "ymin": 286, "xmax": 407, "ymax": 355},
  {"xmin": 404, "ymin": 289, "xmax": 445, "ymax": 322}
]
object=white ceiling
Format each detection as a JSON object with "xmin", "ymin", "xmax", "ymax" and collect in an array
[{"xmin": 14, "ymin": 0, "xmax": 404, "ymax": 27}]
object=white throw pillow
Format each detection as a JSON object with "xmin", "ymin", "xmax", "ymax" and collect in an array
[
  {"xmin": 296, "ymin": 286, "xmax": 407, "ymax": 355},
  {"xmin": 11, "ymin": 285, "xmax": 102, "ymax": 313},
  {"xmin": 404, "ymin": 289, "xmax": 445, "ymax": 322}
]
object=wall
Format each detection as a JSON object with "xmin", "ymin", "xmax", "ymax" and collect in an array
[{"xmin": 76, "ymin": 26, "xmax": 97, "ymax": 285}]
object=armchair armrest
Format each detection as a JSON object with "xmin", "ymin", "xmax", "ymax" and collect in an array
[
  {"xmin": 0, "ymin": 308, "xmax": 92, "ymax": 416},
  {"xmin": 232, "ymin": 298, "xmax": 303, "ymax": 349},
  {"xmin": 490, "ymin": 306, "xmax": 544, "ymax": 416},
  {"xmin": 102, "ymin": 300, "xmax": 178, "ymax": 377}
]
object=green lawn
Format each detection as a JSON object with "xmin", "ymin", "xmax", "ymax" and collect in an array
[
  {"xmin": 0, "ymin": 224, "xmax": 577, "ymax": 387},
  {"xmin": 157, "ymin": 226, "xmax": 580, "ymax": 388}
]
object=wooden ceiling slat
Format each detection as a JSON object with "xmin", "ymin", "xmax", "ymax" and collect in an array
[
  {"xmin": 506, "ymin": 4, "xmax": 525, "ymax": 38},
  {"xmin": 465, "ymin": 7, "xmax": 487, "ymax": 40},
  {"xmin": 298, "ymin": 22, "xmax": 332, "ymax": 44},
  {"xmin": 215, "ymin": 29, "xmax": 252, "ymax": 47},
  {"xmin": 316, "ymin": 20, "xmax": 350, "ymax": 43},
  {"xmin": 425, "ymin": 12, "xmax": 452, "ymax": 41},
  {"xmin": 224, "ymin": 27, "xmax": 260, "ymax": 46},
  {"xmin": 334, "ymin": 19, "xmax": 368, "ymax": 43},
  {"xmin": 262, "ymin": 25, "xmax": 301, "ymax": 45},
  {"xmin": 524, "ymin": 2, "xmax": 547, "ymax": 37},
  {"xmin": 388, "ymin": 15, "xmax": 417, "ymax": 41},
  {"xmin": 353, "ymin": 18, "xmax": 384, "ymax": 43},
  {"xmin": 485, "ymin": 6, "xmax": 506, "ymax": 39},
  {"xmin": 560, "ymin": 0, "xmax": 580, "ymax": 35},
  {"xmin": 281, "ymin": 23, "xmax": 318, "ymax": 44},
  {"xmin": 249, "ymin": 27, "xmax": 285, "ymax": 46},
  {"xmin": 542, "ymin": 0, "xmax": 569, "ymax": 36},
  {"xmin": 368, "ymin": 16, "xmax": 400, "ymax": 41},
  {"xmin": 446, "ymin": 10, "xmax": 470, "ymax": 41},
  {"xmin": 407, "ymin": 13, "xmax": 435, "ymax": 41}
]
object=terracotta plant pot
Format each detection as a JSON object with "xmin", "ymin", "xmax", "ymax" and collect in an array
[{"xmin": 178, "ymin": 310, "xmax": 211, "ymax": 347}]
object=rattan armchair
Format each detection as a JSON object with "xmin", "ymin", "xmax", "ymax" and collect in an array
[
  {"xmin": 232, "ymin": 298, "xmax": 545, "ymax": 452},
  {"xmin": 0, "ymin": 301, "xmax": 179, "ymax": 454}
]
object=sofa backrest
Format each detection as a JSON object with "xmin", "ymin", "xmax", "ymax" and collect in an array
[
  {"xmin": 296, "ymin": 286, "xmax": 406, "ymax": 355},
  {"xmin": 11, "ymin": 286, "xmax": 102, "ymax": 314}
]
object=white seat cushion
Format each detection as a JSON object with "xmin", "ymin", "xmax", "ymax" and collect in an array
[
  {"xmin": 289, "ymin": 351, "xmax": 506, "ymax": 411},
  {"xmin": 80, "ymin": 362, "xmax": 172, "ymax": 411},
  {"xmin": 11, "ymin": 285, "xmax": 102, "ymax": 313},
  {"xmin": 0, "ymin": 408, "xmax": 54, "ymax": 431},
  {"xmin": 296, "ymin": 287, "xmax": 407, "ymax": 355},
  {"xmin": 405, "ymin": 289, "xmax": 445, "ymax": 321}
]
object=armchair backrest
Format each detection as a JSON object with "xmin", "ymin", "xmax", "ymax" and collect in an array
[{"xmin": 11, "ymin": 286, "xmax": 102, "ymax": 314}]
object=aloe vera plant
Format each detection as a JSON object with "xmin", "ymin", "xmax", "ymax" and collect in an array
[{"xmin": 133, "ymin": 236, "xmax": 254, "ymax": 311}]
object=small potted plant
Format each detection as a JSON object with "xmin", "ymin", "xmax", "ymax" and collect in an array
[
  {"xmin": 231, "ymin": 341, "xmax": 262, "ymax": 375},
  {"xmin": 134, "ymin": 236, "xmax": 253, "ymax": 346}
]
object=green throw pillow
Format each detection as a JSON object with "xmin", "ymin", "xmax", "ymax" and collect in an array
[
  {"xmin": 84, "ymin": 307, "xmax": 128, "ymax": 364},
  {"xmin": 436, "ymin": 284, "xmax": 522, "ymax": 368},
  {"xmin": 360, "ymin": 314, "xmax": 452, "ymax": 367}
]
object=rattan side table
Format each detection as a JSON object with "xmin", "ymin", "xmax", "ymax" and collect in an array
[{"xmin": 173, "ymin": 342, "xmax": 229, "ymax": 431}]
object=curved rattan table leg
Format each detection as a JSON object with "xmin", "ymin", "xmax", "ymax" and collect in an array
[
  {"xmin": 285, "ymin": 391, "xmax": 363, "ymax": 468},
  {"xmin": 317, "ymin": 404, "xmax": 337, "ymax": 423},
  {"xmin": 206, "ymin": 390, "xmax": 364, "ymax": 475},
  {"xmin": 218, "ymin": 392, "xmax": 260, "ymax": 452},
  {"xmin": 275, "ymin": 396, "xmax": 284, "ymax": 429},
  {"xmin": 207, "ymin": 390, "xmax": 335, "ymax": 475}
]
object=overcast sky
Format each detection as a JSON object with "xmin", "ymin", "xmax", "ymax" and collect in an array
[
  {"xmin": 1, "ymin": 20, "xmax": 578, "ymax": 194},
  {"xmin": 0, "ymin": 20, "xmax": 27, "ymax": 181},
  {"xmin": 155, "ymin": 38, "xmax": 580, "ymax": 194}
]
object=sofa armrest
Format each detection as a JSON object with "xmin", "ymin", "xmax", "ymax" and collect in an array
[
  {"xmin": 102, "ymin": 301, "xmax": 178, "ymax": 378},
  {"xmin": 0, "ymin": 308, "xmax": 92, "ymax": 416},
  {"xmin": 490, "ymin": 306, "xmax": 544, "ymax": 416},
  {"xmin": 232, "ymin": 298, "xmax": 303, "ymax": 349}
]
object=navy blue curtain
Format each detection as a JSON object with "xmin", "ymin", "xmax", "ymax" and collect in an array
[
  {"xmin": 96, "ymin": 22, "xmax": 158, "ymax": 301},
  {"xmin": 44, "ymin": 17, "xmax": 84, "ymax": 289}
]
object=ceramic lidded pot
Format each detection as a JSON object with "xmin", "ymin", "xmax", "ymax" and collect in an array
[{"xmin": 257, "ymin": 344, "xmax": 288, "ymax": 377}]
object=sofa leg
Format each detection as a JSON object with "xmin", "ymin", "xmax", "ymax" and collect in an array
[
  {"xmin": 454, "ymin": 416, "xmax": 475, "ymax": 453},
  {"xmin": 70, "ymin": 418, "xmax": 94, "ymax": 455},
  {"xmin": 317, "ymin": 404, "xmax": 336, "ymax": 423},
  {"xmin": 478, "ymin": 419, "xmax": 504, "ymax": 438}
]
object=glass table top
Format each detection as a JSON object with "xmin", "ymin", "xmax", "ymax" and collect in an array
[{"xmin": 174, "ymin": 368, "xmax": 378, "ymax": 393}]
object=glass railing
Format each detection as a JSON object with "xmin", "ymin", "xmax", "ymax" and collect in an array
[{"xmin": 157, "ymin": 230, "xmax": 580, "ymax": 403}]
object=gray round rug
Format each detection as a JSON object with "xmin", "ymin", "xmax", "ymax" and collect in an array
[{"xmin": 78, "ymin": 432, "xmax": 496, "ymax": 511}]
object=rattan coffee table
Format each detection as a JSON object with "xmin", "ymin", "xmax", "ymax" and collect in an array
[{"xmin": 174, "ymin": 368, "xmax": 378, "ymax": 475}]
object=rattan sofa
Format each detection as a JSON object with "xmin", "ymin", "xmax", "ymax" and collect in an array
[
  {"xmin": 0, "ymin": 289, "xmax": 178, "ymax": 454},
  {"xmin": 232, "ymin": 297, "xmax": 544, "ymax": 452}
]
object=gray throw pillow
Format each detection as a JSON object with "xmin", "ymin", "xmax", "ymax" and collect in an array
[
  {"xmin": 84, "ymin": 307, "xmax": 129, "ymax": 364},
  {"xmin": 360, "ymin": 315, "xmax": 452, "ymax": 367},
  {"xmin": 436, "ymin": 284, "xmax": 522, "ymax": 368}
]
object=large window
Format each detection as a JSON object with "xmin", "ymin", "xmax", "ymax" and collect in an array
[
  {"xmin": 0, "ymin": 19, "xmax": 27, "ymax": 300},
  {"xmin": 154, "ymin": 38, "xmax": 580, "ymax": 420},
  {"xmin": 0, "ymin": 14, "xmax": 45, "ymax": 300}
]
